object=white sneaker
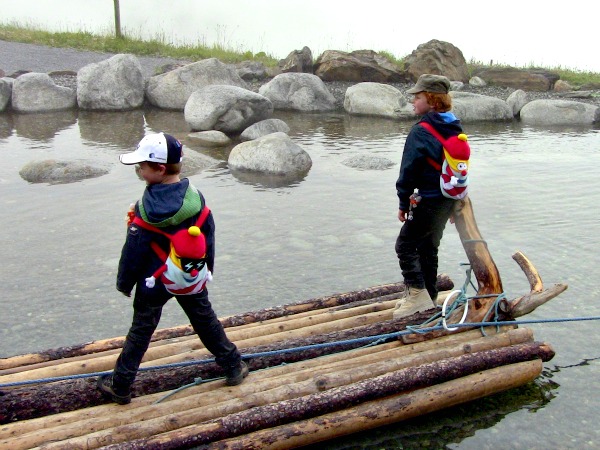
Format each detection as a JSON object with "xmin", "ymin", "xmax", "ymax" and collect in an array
[{"xmin": 392, "ymin": 287, "xmax": 434, "ymax": 319}]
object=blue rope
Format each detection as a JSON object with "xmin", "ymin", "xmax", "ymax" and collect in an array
[{"xmin": 2, "ymin": 315, "xmax": 600, "ymax": 389}]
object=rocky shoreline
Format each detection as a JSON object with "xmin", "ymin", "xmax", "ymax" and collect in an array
[{"xmin": 48, "ymin": 73, "xmax": 600, "ymax": 111}]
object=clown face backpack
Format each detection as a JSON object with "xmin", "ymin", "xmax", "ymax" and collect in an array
[
  {"xmin": 130, "ymin": 205, "xmax": 213, "ymax": 295},
  {"xmin": 420, "ymin": 122, "xmax": 471, "ymax": 200}
]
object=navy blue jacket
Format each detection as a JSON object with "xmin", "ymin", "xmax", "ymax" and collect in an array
[
  {"xmin": 396, "ymin": 111, "xmax": 464, "ymax": 211},
  {"xmin": 116, "ymin": 178, "xmax": 215, "ymax": 296}
]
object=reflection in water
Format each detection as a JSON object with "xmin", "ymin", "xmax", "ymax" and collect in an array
[
  {"xmin": 143, "ymin": 106, "xmax": 193, "ymax": 137},
  {"xmin": 230, "ymin": 167, "xmax": 309, "ymax": 188},
  {"xmin": 13, "ymin": 109, "xmax": 77, "ymax": 142},
  {"xmin": 303, "ymin": 377, "xmax": 559, "ymax": 450},
  {"xmin": 0, "ymin": 113, "xmax": 14, "ymax": 139},
  {"xmin": 78, "ymin": 109, "xmax": 145, "ymax": 149}
]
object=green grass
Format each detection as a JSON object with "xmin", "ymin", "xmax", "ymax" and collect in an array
[{"xmin": 2, "ymin": 22, "xmax": 600, "ymax": 87}]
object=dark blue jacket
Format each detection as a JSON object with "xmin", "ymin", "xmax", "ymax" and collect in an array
[
  {"xmin": 116, "ymin": 178, "xmax": 215, "ymax": 296},
  {"xmin": 396, "ymin": 111, "xmax": 464, "ymax": 211}
]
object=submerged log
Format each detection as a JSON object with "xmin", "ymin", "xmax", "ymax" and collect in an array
[
  {"xmin": 208, "ymin": 360, "xmax": 542, "ymax": 450},
  {"xmin": 99, "ymin": 342, "xmax": 554, "ymax": 449}
]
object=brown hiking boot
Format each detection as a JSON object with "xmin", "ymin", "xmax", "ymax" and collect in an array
[{"xmin": 392, "ymin": 287, "xmax": 434, "ymax": 319}]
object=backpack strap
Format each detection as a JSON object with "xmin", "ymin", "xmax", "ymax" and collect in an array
[
  {"xmin": 419, "ymin": 122, "xmax": 444, "ymax": 171},
  {"xmin": 131, "ymin": 206, "xmax": 212, "ymax": 261}
]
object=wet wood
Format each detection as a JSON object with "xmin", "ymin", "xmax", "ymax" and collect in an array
[
  {"xmin": 3, "ymin": 328, "xmax": 532, "ymax": 450},
  {"xmin": 207, "ymin": 360, "xmax": 542, "ymax": 450},
  {"xmin": 97, "ymin": 342, "xmax": 552, "ymax": 449}
]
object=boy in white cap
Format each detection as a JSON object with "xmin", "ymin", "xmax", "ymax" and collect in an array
[
  {"xmin": 98, "ymin": 132, "xmax": 248, "ymax": 404},
  {"xmin": 393, "ymin": 74, "xmax": 467, "ymax": 319}
]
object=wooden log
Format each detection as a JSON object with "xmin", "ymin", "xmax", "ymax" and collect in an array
[
  {"xmin": 0, "ymin": 307, "xmax": 449, "ymax": 423},
  {"xmin": 2, "ymin": 327, "xmax": 503, "ymax": 442},
  {"xmin": 97, "ymin": 342, "xmax": 554, "ymax": 449},
  {"xmin": 0, "ymin": 299, "xmax": 400, "ymax": 383},
  {"xmin": 4, "ymin": 329, "xmax": 531, "ymax": 449},
  {"xmin": 207, "ymin": 360, "xmax": 542, "ymax": 450},
  {"xmin": 0, "ymin": 277, "xmax": 455, "ymax": 372}
]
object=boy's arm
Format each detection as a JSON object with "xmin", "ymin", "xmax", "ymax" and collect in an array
[
  {"xmin": 201, "ymin": 212, "xmax": 216, "ymax": 274},
  {"xmin": 116, "ymin": 224, "xmax": 155, "ymax": 296}
]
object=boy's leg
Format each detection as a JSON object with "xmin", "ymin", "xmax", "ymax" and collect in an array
[
  {"xmin": 176, "ymin": 290, "xmax": 247, "ymax": 384},
  {"xmin": 100, "ymin": 286, "xmax": 169, "ymax": 402},
  {"xmin": 420, "ymin": 198, "xmax": 456, "ymax": 301}
]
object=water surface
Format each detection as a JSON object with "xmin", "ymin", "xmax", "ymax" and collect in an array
[{"xmin": 1, "ymin": 108, "xmax": 599, "ymax": 449}]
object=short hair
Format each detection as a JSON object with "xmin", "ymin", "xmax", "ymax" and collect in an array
[
  {"xmin": 424, "ymin": 92, "xmax": 452, "ymax": 112},
  {"xmin": 146, "ymin": 161, "xmax": 182, "ymax": 175}
]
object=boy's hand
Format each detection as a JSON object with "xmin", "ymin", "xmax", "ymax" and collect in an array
[{"xmin": 398, "ymin": 210, "xmax": 407, "ymax": 223}]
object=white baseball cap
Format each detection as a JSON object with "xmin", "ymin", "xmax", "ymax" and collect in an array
[{"xmin": 119, "ymin": 132, "xmax": 183, "ymax": 165}]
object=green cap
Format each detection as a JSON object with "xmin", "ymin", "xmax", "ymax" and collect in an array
[{"xmin": 406, "ymin": 74, "xmax": 451, "ymax": 94}]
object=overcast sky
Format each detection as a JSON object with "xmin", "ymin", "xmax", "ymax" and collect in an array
[{"xmin": 2, "ymin": 0, "xmax": 597, "ymax": 72}]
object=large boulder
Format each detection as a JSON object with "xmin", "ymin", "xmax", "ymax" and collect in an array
[
  {"xmin": 258, "ymin": 73, "xmax": 336, "ymax": 111},
  {"xmin": 184, "ymin": 85, "xmax": 273, "ymax": 133},
  {"xmin": 228, "ymin": 132, "xmax": 312, "ymax": 175},
  {"xmin": 314, "ymin": 50, "xmax": 406, "ymax": 83},
  {"xmin": 519, "ymin": 100, "xmax": 599, "ymax": 125},
  {"xmin": 506, "ymin": 89, "xmax": 529, "ymax": 117},
  {"xmin": 146, "ymin": 58, "xmax": 248, "ymax": 110},
  {"xmin": 344, "ymin": 82, "xmax": 414, "ymax": 120},
  {"xmin": 11, "ymin": 73, "xmax": 76, "ymax": 113},
  {"xmin": 473, "ymin": 67, "xmax": 559, "ymax": 91},
  {"xmin": 450, "ymin": 92, "xmax": 513, "ymax": 122},
  {"xmin": 404, "ymin": 40, "xmax": 469, "ymax": 83},
  {"xmin": 240, "ymin": 118, "xmax": 290, "ymax": 141},
  {"xmin": 279, "ymin": 46, "xmax": 314, "ymax": 73},
  {"xmin": 19, "ymin": 159, "xmax": 109, "ymax": 184},
  {"xmin": 77, "ymin": 54, "xmax": 145, "ymax": 110},
  {"xmin": 0, "ymin": 77, "xmax": 12, "ymax": 111}
]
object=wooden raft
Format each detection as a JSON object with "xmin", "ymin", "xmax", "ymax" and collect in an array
[{"xmin": 0, "ymin": 197, "xmax": 568, "ymax": 449}]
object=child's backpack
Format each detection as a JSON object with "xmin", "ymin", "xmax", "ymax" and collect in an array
[
  {"xmin": 128, "ymin": 205, "xmax": 213, "ymax": 295},
  {"xmin": 419, "ymin": 122, "xmax": 471, "ymax": 200}
]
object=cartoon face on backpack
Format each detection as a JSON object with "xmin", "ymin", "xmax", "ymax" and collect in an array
[
  {"xmin": 145, "ymin": 225, "xmax": 212, "ymax": 295},
  {"xmin": 441, "ymin": 133, "xmax": 470, "ymax": 195},
  {"xmin": 420, "ymin": 123, "xmax": 471, "ymax": 200}
]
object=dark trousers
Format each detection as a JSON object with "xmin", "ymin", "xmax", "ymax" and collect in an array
[
  {"xmin": 112, "ymin": 283, "xmax": 241, "ymax": 391},
  {"xmin": 395, "ymin": 197, "xmax": 456, "ymax": 300}
]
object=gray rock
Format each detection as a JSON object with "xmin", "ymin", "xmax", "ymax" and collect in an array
[
  {"xmin": 279, "ymin": 46, "xmax": 313, "ymax": 73},
  {"xmin": 259, "ymin": 73, "xmax": 336, "ymax": 112},
  {"xmin": 184, "ymin": 85, "xmax": 273, "ymax": 133},
  {"xmin": 188, "ymin": 130, "xmax": 232, "ymax": 147},
  {"xmin": 146, "ymin": 58, "xmax": 248, "ymax": 110},
  {"xmin": 228, "ymin": 132, "xmax": 312, "ymax": 174},
  {"xmin": 12, "ymin": 73, "xmax": 76, "ymax": 113},
  {"xmin": 343, "ymin": 82, "xmax": 414, "ymax": 119},
  {"xmin": 19, "ymin": 159, "xmax": 109, "ymax": 184},
  {"xmin": 77, "ymin": 54, "xmax": 144, "ymax": 111},
  {"xmin": 450, "ymin": 91, "xmax": 513, "ymax": 122},
  {"xmin": 240, "ymin": 118, "xmax": 290, "ymax": 141},
  {"xmin": 506, "ymin": 89, "xmax": 528, "ymax": 116},
  {"xmin": 0, "ymin": 77, "xmax": 12, "ymax": 111},
  {"xmin": 520, "ymin": 99, "xmax": 598, "ymax": 125},
  {"xmin": 342, "ymin": 154, "xmax": 395, "ymax": 170}
]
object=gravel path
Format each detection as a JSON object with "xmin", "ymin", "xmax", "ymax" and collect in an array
[
  {"xmin": 0, "ymin": 40, "xmax": 189, "ymax": 78},
  {"xmin": 2, "ymin": 39, "xmax": 599, "ymax": 108}
]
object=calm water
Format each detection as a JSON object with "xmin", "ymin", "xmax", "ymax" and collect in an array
[{"xmin": 1, "ymin": 108, "xmax": 599, "ymax": 449}]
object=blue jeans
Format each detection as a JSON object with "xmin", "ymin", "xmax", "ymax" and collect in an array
[
  {"xmin": 395, "ymin": 197, "xmax": 456, "ymax": 300},
  {"xmin": 112, "ymin": 282, "xmax": 241, "ymax": 392}
]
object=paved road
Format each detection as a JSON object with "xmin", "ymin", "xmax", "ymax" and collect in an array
[{"xmin": 0, "ymin": 40, "xmax": 188, "ymax": 77}]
